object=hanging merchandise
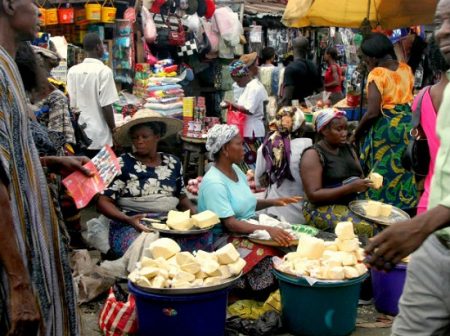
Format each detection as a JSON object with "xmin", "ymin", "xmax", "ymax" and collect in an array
[
  {"xmin": 141, "ymin": 6, "xmax": 157, "ymax": 44},
  {"xmin": 151, "ymin": 0, "xmax": 168, "ymax": 14},
  {"xmin": 201, "ymin": 18, "xmax": 219, "ymax": 54},
  {"xmin": 58, "ymin": 3, "xmax": 74, "ymax": 24},
  {"xmin": 204, "ymin": 0, "xmax": 215, "ymax": 19},
  {"xmin": 75, "ymin": 8, "xmax": 88, "ymax": 26},
  {"xmin": 45, "ymin": 2, "xmax": 59, "ymax": 26},
  {"xmin": 38, "ymin": 1, "xmax": 46, "ymax": 26},
  {"xmin": 85, "ymin": 0, "xmax": 102, "ymax": 22},
  {"xmin": 167, "ymin": 14, "xmax": 186, "ymax": 47},
  {"xmin": 101, "ymin": 0, "xmax": 117, "ymax": 24},
  {"xmin": 178, "ymin": 39, "xmax": 198, "ymax": 57},
  {"xmin": 113, "ymin": 20, "xmax": 134, "ymax": 84},
  {"xmin": 186, "ymin": 0, "xmax": 199, "ymax": 15},
  {"xmin": 197, "ymin": 0, "xmax": 207, "ymax": 17}
]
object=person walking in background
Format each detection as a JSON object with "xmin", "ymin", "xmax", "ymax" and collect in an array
[
  {"xmin": 352, "ymin": 32, "xmax": 417, "ymax": 212},
  {"xmin": 67, "ymin": 32, "xmax": 119, "ymax": 157},
  {"xmin": 280, "ymin": 36, "xmax": 322, "ymax": 107},
  {"xmin": 323, "ymin": 47, "xmax": 344, "ymax": 104},
  {"xmin": 415, "ymin": 38, "xmax": 448, "ymax": 215}
]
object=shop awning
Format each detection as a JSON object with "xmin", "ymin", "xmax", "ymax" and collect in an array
[
  {"xmin": 282, "ymin": 0, "xmax": 438, "ymax": 29},
  {"xmin": 245, "ymin": 0, "xmax": 286, "ymax": 16}
]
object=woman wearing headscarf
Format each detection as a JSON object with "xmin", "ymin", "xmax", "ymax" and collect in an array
[
  {"xmin": 352, "ymin": 32, "xmax": 417, "ymax": 211},
  {"xmin": 225, "ymin": 60, "xmax": 269, "ymax": 171},
  {"xmin": 198, "ymin": 124, "xmax": 300, "ymax": 297},
  {"xmin": 300, "ymin": 109, "xmax": 376, "ymax": 237},
  {"xmin": 97, "ymin": 110, "xmax": 198, "ymax": 258},
  {"xmin": 255, "ymin": 106, "xmax": 312, "ymax": 223}
]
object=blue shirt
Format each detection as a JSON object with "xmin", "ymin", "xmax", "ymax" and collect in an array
[{"xmin": 198, "ymin": 164, "xmax": 257, "ymax": 235}]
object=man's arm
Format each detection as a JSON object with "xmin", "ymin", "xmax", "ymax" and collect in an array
[
  {"xmin": 0, "ymin": 180, "xmax": 40, "ymax": 335},
  {"xmin": 101, "ymin": 105, "xmax": 116, "ymax": 132},
  {"xmin": 280, "ymin": 86, "xmax": 295, "ymax": 107}
]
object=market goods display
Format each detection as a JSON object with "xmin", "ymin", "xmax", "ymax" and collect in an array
[
  {"xmin": 129, "ymin": 238, "xmax": 246, "ymax": 289},
  {"xmin": 364, "ymin": 200, "xmax": 392, "ymax": 218},
  {"xmin": 368, "ymin": 172, "xmax": 383, "ymax": 190},
  {"xmin": 275, "ymin": 222, "xmax": 368, "ymax": 280},
  {"xmin": 142, "ymin": 209, "xmax": 220, "ymax": 231}
]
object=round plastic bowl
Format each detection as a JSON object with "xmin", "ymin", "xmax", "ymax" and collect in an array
[
  {"xmin": 129, "ymin": 281, "xmax": 229, "ymax": 336},
  {"xmin": 371, "ymin": 263, "xmax": 407, "ymax": 316},
  {"xmin": 273, "ymin": 270, "xmax": 368, "ymax": 336}
]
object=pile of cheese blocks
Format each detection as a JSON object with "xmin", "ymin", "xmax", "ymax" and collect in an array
[
  {"xmin": 129, "ymin": 238, "xmax": 246, "ymax": 289},
  {"xmin": 365, "ymin": 200, "xmax": 392, "ymax": 218},
  {"xmin": 152, "ymin": 210, "xmax": 219, "ymax": 231},
  {"xmin": 368, "ymin": 172, "xmax": 383, "ymax": 190},
  {"xmin": 276, "ymin": 222, "xmax": 368, "ymax": 280}
]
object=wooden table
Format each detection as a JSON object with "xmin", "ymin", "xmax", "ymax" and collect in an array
[{"xmin": 181, "ymin": 136, "xmax": 208, "ymax": 177}]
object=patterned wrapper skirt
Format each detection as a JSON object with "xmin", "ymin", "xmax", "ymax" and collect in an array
[{"xmin": 238, "ymin": 137, "xmax": 264, "ymax": 172}]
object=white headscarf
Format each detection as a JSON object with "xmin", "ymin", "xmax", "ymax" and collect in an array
[{"xmin": 206, "ymin": 124, "xmax": 240, "ymax": 160}]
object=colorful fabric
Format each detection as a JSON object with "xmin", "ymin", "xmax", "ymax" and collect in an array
[
  {"xmin": 240, "ymin": 136, "xmax": 264, "ymax": 172},
  {"xmin": 205, "ymin": 124, "xmax": 240, "ymax": 160},
  {"xmin": 0, "ymin": 45, "xmax": 79, "ymax": 335},
  {"xmin": 103, "ymin": 152, "xmax": 186, "ymax": 200},
  {"xmin": 359, "ymin": 104, "xmax": 417, "ymax": 209},
  {"xmin": 315, "ymin": 108, "xmax": 346, "ymax": 132},
  {"xmin": 36, "ymin": 89, "xmax": 76, "ymax": 144},
  {"xmin": 413, "ymin": 89, "xmax": 440, "ymax": 214},
  {"xmin": 229, "ymin": 60, "xmax": 249, "ymax": 78},
  {"xmin": 303, "ymin": 201, "xmax": 379, "ymax": 238},
  {"xmin": 198, "ymin": 164, "xmax": 257, "ymax": 236},
  {"xmin": 324, "ymin": 63, "xmax": 343, "ymax": 93},
  {"xmin": 367, "ymin": 62, "xmax": 414, "ymax": 110}
]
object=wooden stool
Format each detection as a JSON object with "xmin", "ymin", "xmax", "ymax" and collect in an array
[{"xmin": 181, "ymin": 136, "xmax": 207, "ymax": 177}]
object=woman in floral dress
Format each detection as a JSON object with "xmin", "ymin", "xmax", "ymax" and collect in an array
[{"xmin": 96, "ymin": 110, "xmax": 197, "ymax": 257}]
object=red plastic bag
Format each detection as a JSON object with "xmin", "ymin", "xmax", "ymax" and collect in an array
[
  {"xmin": 226, "ymin": 106, "xmax": 246, "ymax": 137},
  {"xmin": 99, "ymin": 287, "xmax": 138, "ymax": 336}
]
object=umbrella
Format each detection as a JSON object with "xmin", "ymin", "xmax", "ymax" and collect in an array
[{"xmin": 282, "ymin": 0, "xmax": 438, "ymax": 29}]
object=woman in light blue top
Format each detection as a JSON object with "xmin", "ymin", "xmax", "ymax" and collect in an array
[{"xmin": 198, "ymin": 124, "xmax": 301, "ymax": 297}]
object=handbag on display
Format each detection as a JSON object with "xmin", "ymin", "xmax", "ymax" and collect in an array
[
  {"xmin": 167, "ymin": 14, "xmax": 186, "ymax": 46},
  {"xmin": 402, "ymin": 86, "xmax": 431, "ymax": 177},
  {"xmin": 177, "ymin": 39, "xmax": 198, "ymax": 57}
]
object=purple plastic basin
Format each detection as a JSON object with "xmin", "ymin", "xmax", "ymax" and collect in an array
[{"xmin": 371, "ymin": 263, "xmax": 407, "ymax": 316}]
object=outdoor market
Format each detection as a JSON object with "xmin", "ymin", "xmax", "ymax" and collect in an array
[{"xmin": 1, "ymin": 0, "xmax": 449, "ymax": 335}]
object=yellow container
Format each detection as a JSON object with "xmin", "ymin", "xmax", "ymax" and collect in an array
[
  {"xmin": 85, "ymin": 1, "xmax": 101, "ymax": 21},
  {"xmin": 45, "ymin": 7, "xmax": 59, "ymax": 25},
  {"xmin": 38, "ymin": 7, "xmax": 46, "ymax": 26},
  {"xmin": 101, "ymin": 0, "xmax": 117, "ymax": 23}
]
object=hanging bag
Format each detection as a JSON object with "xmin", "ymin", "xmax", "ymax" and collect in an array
[
  {"xmin": 402, "ymin": 86, "xmax": 431, "ymax": 177},
  {"xmin": 101, "ymin": 0, "xmax": 117, "ymax": 23},
  {"xmin": 226, "ymin": 105, "xmax": 246, "ymax": 137},
  {"xmin": 58, "ymin": 2, "xmax": 74, "ymax": 24},
  {"xmin": 167, "ymin": 14, "xmax": 186, "ymax": 46}
]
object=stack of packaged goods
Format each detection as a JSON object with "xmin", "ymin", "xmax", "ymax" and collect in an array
[
  {"xmin": 143, "ymin": 59, "xmax": 185, "ymax": 119},
  {"xmin": 182, "ymin": 97, "xmax": 220, "ymax": 138},
  {"xmin": 133, "ymin": 63, "xmax": 151, "ymax": 98}
]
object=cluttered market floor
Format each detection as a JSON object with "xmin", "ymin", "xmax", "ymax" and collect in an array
[{"xmin": 78, "ymin": 207, "xmax": 392, "ymax": 336}]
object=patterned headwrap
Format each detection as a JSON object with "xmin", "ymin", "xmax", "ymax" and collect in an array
[
  {"xmin": 228, "ymin": 60, "xmax": 249, "ymax": 78},
  {"xmin": 206, "ymin": 124, "xmax": 240, "ymax": 160},
  {"xmin": 315, "ymin": 108, "xmax": 346, "ymax": 132}
]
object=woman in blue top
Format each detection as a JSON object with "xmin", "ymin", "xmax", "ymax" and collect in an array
[{"xmin": 198, "ymin": 124, "xmax": 300, "ymax": 296}]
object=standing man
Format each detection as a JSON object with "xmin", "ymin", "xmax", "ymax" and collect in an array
[
  {"xmin": 365, "ymin": 0, "xmax": 450, "ymax": 334},
  {"xmin": 280, "ymin": 36, "xmax": 322, "ymax": 107},
  {"xmin": 67, "ymin": 32, "xmax": 118, "ymax": 157},
  {"xmin": 0, "ymin": 0, "xmax": 92, "ymax": 334}
]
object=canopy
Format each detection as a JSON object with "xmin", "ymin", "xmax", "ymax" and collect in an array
[{"xmin": 282, "ymin": 0, "xmax": 438, "ymax": 29}]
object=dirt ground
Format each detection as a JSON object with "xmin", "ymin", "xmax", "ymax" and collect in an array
[{"xmin": 78, "ymin": 208, "xmax": 392, "ymax": 336}]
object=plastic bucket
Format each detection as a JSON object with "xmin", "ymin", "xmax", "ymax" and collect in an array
[
  {"xmin": 346, "ymin": 93, "xmax": 361, "ymax": 107},
  {"xmin": 101, "ymin": 2, "xmax": 117, "ymax": 23},
  {"xmin": 274, "ymin": 270, "xmax": 367, "ymax": 336},
  {"xmin": 129, "ymin": 281, "xmax": 228, "ymax": 336},
  {"xmin": 45, "ymin": 8, "xmax": 58, "ymax": 25},
  {"xmin": 85, "ymin": 2, "xmax": 101, "ymax": 21},
  {"xmin": 371, "ymin": 263, "xmax": 407, "ymax": 316},
  {"xmin": 38, "ymin": 7, "xmax": 46, "ymax": 26},
  {"xmin": 58, "ymin": 7, "xmax": 74, "ymax": 24},
  {"xmin": 75, "ymin": 8, "xmax": 88, "ymax": 25}
]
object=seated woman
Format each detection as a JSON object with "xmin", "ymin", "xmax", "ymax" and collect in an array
[
  {"xmin": 255, "ymin": 106, "xmax": 312, "ymax": 223},
  {"xmin": 97, "ymin": 110, "xmax": 197, "ymax": 258},
  {"xmin": 198, "ymin": 124, "xmax": 300, "ymax": 296},
  {"xmin": 300, "ymin": 109, "xmax": 375, "ymax": 238}
]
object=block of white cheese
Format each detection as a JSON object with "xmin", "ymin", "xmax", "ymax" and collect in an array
[
  {"xmin": 175, "ymin": 252, "xmax": 196, "ymax": 266},
  {"xmin": 218, "ymin": 265, "xmax": 232, "ymax": 279},
  {"xmin": 148, "ymin": 238, "xmax": 181, "ymax": 260},
  {"xmin": 195, "ymin": 271, "xmax": 208, "ymax": 279},
  {"xmin": 141, "ymin": 256, "xmax": 159, "ymax": 268},
  {"xmin": 368, "ymin": 172, "xmax": 383, "ymax": 189},
  {"xmin": 228, "ymin": 258, "xmax": 246, "ymax": 275},
  {"xmin": 139, "ymin": 267, "xmax": 159, "ymax": 279},
  {"xmin": 136, "ymin": 276, "xmax": 153, "ymax": 288},
  {"xmin": 365, "ymin": 200, "xmax": 381, "ymax": 217},
  {"xmin": 180, "ymin": 262, "xmax": 200, "ymax": 275},
  {"xmin": 355, "ymin": 248, "xmax": 365, "ymax": 262},
  {"xmin": 343, "ymin": 266, "xmax": 359, "ymax": 279},
  {"xmin": 380, "ymin": 204, "xmax": 392, "ymax": 217},
  {"xmin": 340, "ymin": 252, "xmax": 357, "ymax": 266},
  {"xmin": 200, "ymin": 259, "xmax": 220, "ymax": 276},
  {"xmin": 166, "ymin": 209, "xmax": 193, "ymax": 231},
  {"xmin": 203, "ymin": 276, "xmax": 223, "ymax": 286},
  {"xmin": 152, "ymin": 223, "xmax": 169, "ymax": 230},
  {"xmin": 192, "ymin": 278, "xmax": 204, "ymax": 287},
  {"xmin": 324, "ymin": 241, "xmax": 338, "ymax": 251},
  {"xmin": 171, "ymin": 280, "xmax": 192, "ymax": 289},
  {"xmin": 297, "ymin": 236, "xmax": 325, "ymax": 260},
  {"xmin": 327, "ymin": 266, "xmax": 345, "ymax": 280},
  {"xmin": 195, "ymin": 250, "xmax": 219, "ymax": 263},
  {"xmin": 152, "ymin": 275, "xmax": 166, "ymax": 288},
  {"xmin": 191, "ymin": 210, "xmax": 220, "ymax": 229},
  {"xmin": 215, "ymin": 243, "xmax": 240, "ymax": 265},
  {"xmin": 322, "ymin": 255, "xmax": 342, "ymax": 268},
  {"xmin": 335, "ymin": 221, "xmax": 355, "ymax": 240},
  {"xmin": 173, "ymin": 270, "xmax": 195, "ymax": 283},
  {"xmin": 354, "ymin": 263, "xmax": 368, "ymax": 276},
  {"xmin": 336, "ymin": 238, "xmax": 360, "ymax": 253}
]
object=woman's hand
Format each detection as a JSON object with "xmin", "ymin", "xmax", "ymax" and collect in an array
[
  {"xmin": 43, "ymin": 156, "xmax": 93, "ymax": 177},
  {"xmin": 127, "ymin": 214, "xmax": 153, "ymax": 233},
  {"xmin": 266, "ymin": 227, "xmax": 294, "ymax": 247},
  {"xmin": 272, "ymin": 196, "xmax": 303, "ymax": 207},
  {"xmin": 350, "ymin": 178, "xmax": 372, "ymax": 193}
]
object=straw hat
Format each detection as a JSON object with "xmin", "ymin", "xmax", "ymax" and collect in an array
[
  {"xmin": 239, "ymin": 52, "xmax": 258, "ymax": 67},
  {"xmin": 114, "ymin": 109, "xmax": 183, "ymax": 146}
]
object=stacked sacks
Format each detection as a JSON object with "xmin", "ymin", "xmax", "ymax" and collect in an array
[
  {"xmin": 129, "ymin": 238, "xmax": 246, "ymax": 289},
  {"xmin": 276, "ymin": 222, "xmax": 368, "ymax": 280}
]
